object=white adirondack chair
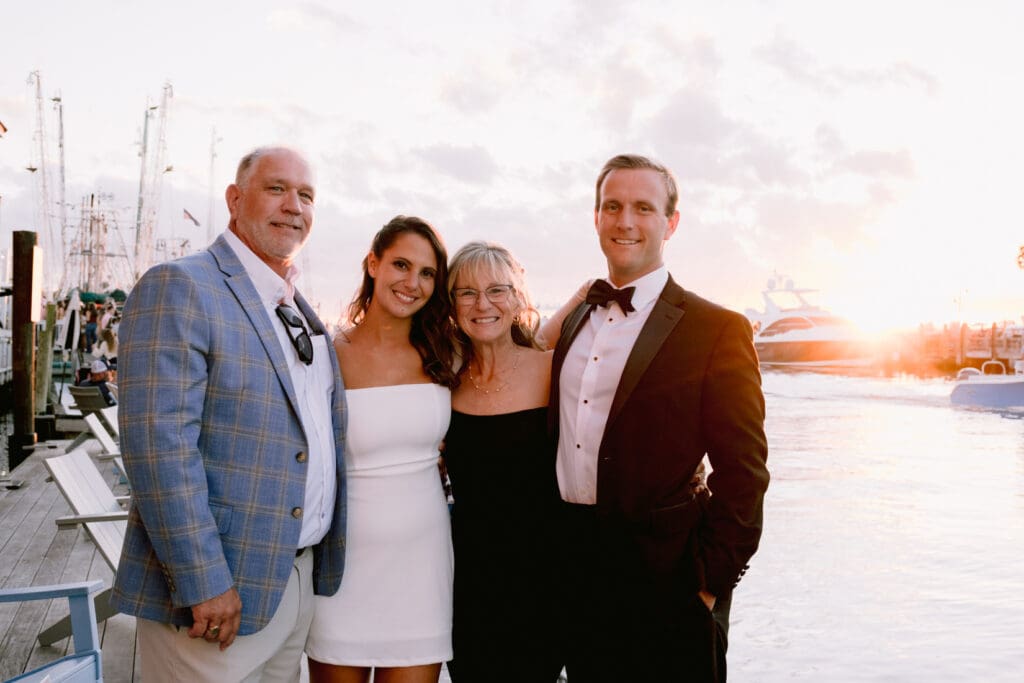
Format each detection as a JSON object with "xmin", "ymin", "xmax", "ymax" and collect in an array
[{"xmin": 40, "ymin": 449, "xmax": 128, "ymax": 646}]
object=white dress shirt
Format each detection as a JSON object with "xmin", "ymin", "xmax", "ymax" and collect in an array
[
  {"xmin": 223, "ymin": 229, "xmax": 337, "ymax": 548},
  {"xmin": 556, "ymin": 266, "xmax": 669, "ymax": 504}
]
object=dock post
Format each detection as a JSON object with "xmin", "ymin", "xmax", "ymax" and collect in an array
[
  {"xmin": 9, "ymin": 231, "xmax": 41, "ymax": 470},
  {"xmin": 33, "ymin": 303, "xmax": 57, "ymax": 440},
  {"xmin": 955, "ymin": 323, "xmax": 964, "ymax": 368},
  {"xmin": 35, "ymin": 303, "xmax": 55, "ymax": 412}
]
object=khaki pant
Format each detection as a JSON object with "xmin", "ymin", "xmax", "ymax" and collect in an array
[{"xmin": 138, "ymin": 548, "xmax": 314, "ymax": 683}]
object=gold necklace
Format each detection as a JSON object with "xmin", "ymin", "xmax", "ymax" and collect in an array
[{"xmin": 468, "ymin": 347, "xmax": 521, "ymax": 394}]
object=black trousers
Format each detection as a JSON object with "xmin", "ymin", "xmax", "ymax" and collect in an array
[{"xmin": 556, "ymin": 503, "xmax": 729, "ymax": 683}]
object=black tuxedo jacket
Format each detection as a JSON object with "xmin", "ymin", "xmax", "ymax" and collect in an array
[{"xmin": 552, "ymin": 275, "xmax": 769, "ymax": 597}]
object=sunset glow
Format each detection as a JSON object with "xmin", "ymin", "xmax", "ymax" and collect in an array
[{"xmin": 1, "ymin": 1, "xmax": 1021, "ymax": 334}]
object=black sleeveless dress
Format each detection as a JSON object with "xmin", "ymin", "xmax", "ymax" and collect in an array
[{"xmin": 444, "ymin": 407, "xmax": 563, "ymax": 682}]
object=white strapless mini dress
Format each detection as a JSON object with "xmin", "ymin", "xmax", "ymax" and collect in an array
[{"xmin": 306, "ymin": 383, "xmax": 453, "ymax": 666}]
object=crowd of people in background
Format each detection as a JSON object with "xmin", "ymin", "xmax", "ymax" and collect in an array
[{"xmin": 66, "ymin": 298, "xmax": 120, "ymax": 404}]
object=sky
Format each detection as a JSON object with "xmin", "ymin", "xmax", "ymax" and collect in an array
[{"xmin": 1, "ymin": 0, "xmax": 1022, "ymax": 333}]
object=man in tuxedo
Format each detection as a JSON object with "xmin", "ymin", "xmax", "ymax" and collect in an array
[
  {"xmin": 112, "ymin": 147, "xmax": 348, "ymax": 681},
  {"xmin": 552, "ymin": 153, "xmax": 769, "ymax": 682}
]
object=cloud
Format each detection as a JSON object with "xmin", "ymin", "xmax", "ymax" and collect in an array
[
  {"xmin": 754, "ymin": 191, "xmax": 878, "ymax": 253},
  {"xmin": 733, "ymin": 129, "xmax": 808, "ymax": 187},
  {"xmin": 439, "ymin": 75, "xmax": 502, "ymax": 115},
  {"xmin": 831, "ymin": 61, "xmax": 938, "ymax": 95},
  {"xmin": 812, "ymin": 124, "xmax": 915, "ymax": 180},
  {"xmin": 814, "ymin": 124, "xmax": 845, "ymax": 158},
  {"xmin": 176, "ymin": 96, "xmax": 327, "ymax": 131},
  {"xmin": 755, "ymin": 32, "xmax": 938, "ymax": 95},
  {"xmin": 650, "ymin": 87, "xmax": 736, "ymax": 153},
  {"xmin": 566, "ymin": 0, "xmax": 624, "ymax": 38},
  {"xmin": 566, "ymin": 33, "xmax": 725, "ymax": 134},
  {"xmin": 835, "ymin": 148, "xmax": 915, "ymax": 179},
  {"xmin": 267, "ymin": 2, "xmax": 360, "ymax": 34},
  {"xmin": 653, "ymin": 30, "xmax": 724, "ymax": 77},
  {"xmin": 754, "ymin": 32, "xmax": 829, "ymax": 90},
  {"xmin": 319, "ymin": 132, "xmax": 391, "ymax": 200},
  {"xmin": 413, "ymin": 144, "xmax": 498, "ymax": 185},
  {"xmin": 647, "ymin": 88, "xmax": 806, "ymax": 189},
  {"xmin": 299, "ymin": 2, "xmax": 359, "ymax": 32},
  {"xmin": 593, "ymin": 53, "xmax": 659, "ymax": 132}
]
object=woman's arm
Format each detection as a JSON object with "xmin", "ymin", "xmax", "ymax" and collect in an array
[{"xmin": 537, "ymin": 280, "xmax": 593, "ymax": 350}]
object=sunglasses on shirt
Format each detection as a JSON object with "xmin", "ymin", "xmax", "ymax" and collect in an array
[{"xmin": 275, "ymin": 303, "xmax": 314, "ymax": 365}]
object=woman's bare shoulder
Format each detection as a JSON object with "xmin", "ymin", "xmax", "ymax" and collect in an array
[
  {"xmin": 527, "ymin": 346, "xmax": 554, "ymax": 367},
  {"xmin": 333, "ymin": 326, "xmax": 356, "ymax": 350}
]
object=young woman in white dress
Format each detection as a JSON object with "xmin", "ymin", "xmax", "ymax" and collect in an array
[{"xmin": 306, "ymin": 215, "xmax": 458, "ymax": 683}]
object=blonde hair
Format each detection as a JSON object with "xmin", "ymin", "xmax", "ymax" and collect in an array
[{"xmin": 448, "ymin": 241, "xmax": 541, "ymax": 361}]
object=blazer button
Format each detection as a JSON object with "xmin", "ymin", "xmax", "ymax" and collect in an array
[
  {"xmin": 295, "ymin": 451, "xmax": 307, "ymax": 463},
  {"xmin": 292, "ymin": 507, "xmax": 303, "ymax": 519}
]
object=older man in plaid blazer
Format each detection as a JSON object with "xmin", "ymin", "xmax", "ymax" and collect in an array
[{"xmin": 112, "ymin": 147, "xmax": 347, "ymax": 682}]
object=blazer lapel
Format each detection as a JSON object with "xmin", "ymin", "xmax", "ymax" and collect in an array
[
  {"xmin": 548, "ymin": 300, "xmax": 594, "ymax": 436},
  {"xmin": 294, "ymin": 292, "xmax": 327, "ymax": 336},
  {"xmin": 210, "ymin": 237, "xmax": 302, "ymax": 417},
  {"xmin": 605, "ymin": 277, "xmax": 686, "ymax": 430},
  {"xmin": 295, "ymin": 291, "xmax": 348, "ymax": 451}
]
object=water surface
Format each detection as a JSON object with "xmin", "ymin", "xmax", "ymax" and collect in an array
[{"xmin": 730, "ymin": 372, "xmax": 1024, "ymax": 681}]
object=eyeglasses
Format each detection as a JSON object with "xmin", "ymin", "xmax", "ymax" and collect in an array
[
  {"xmin": 452, "ymin": 284, "xmax": 515, "ymax": 306},
  {"xmin": 275, "ymin": 303, "xmax": 314, "ymax": 365}
]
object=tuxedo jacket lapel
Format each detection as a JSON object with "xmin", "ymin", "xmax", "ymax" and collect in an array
[
  {"xmin": 548, "ymin": 300, "xmax": 594, "ymax": 436},
  {"xmin": 605, "ymin": 278, "xmax": 686, "ymax": 430}
]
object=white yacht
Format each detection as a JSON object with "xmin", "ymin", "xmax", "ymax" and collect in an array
[{"xmin": 745, "ymin": 277, "xmax": 870, "ymax": 368}]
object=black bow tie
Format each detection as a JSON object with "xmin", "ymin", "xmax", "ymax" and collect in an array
[{"xmin": 586, "ymin": 279, "xmax": 636, "ymax": 313}]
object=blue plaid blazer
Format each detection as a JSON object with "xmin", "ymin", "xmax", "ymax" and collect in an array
[{"xmin": 110, "ymin": 235, "xmax": 347, "ymax": 634}]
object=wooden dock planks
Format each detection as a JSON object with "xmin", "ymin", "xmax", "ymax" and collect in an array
[{"xmin": 0, "ymin": 443, "xmax": 137, "ymax": 682}]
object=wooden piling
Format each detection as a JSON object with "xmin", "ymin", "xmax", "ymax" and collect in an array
[
  {"xmin": 9, "ymin": 231, "xmax": 39, "ymax": 469},
  {"xmin": 34, "ymin": 303, "xmax": 55, "ymax": 412}
]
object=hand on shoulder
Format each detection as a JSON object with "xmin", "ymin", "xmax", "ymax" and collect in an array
[{"xmin": 538, "ymin": 279, "xmax": 595, "ymax": 350}]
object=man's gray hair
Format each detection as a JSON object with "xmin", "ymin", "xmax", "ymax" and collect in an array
[{"xmin": 235, "ymin": 146, "xmax": 305, "ymax": 187}]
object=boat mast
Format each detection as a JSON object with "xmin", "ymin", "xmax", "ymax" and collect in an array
[
  {"xmin": 27, "ymin": 71, "xmax": 59, "ymax": 298},
  {"xmin": 87, "ymin": 194, "xmax": 101, "ymax": 291},
  {"xmin": 53, "ymin": 92, "xmax": 69, "ymax": 293},
  {"xmin": 65, "ymin": 192, "xmax": 131, "ymax": 294},
  {"xmin": 206, "ymin": 126, "xmax": 221, "ymax": 246},
  {"xmin": 133, "ymin": 100, "xmax": 155, "ymax": 281},
  {"xmin": 133, "ymin": 81, "xmax": 173, "ymax": 281}
]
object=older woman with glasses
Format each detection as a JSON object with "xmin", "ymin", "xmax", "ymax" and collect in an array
[{"xmin": 442, "ymin": 241, "xmax": 564, "ymax": 682}]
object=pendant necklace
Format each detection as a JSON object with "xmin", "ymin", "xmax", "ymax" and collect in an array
[{"xmin": 468, "ymin": 347, "xmax": 521, "ymax": 394}]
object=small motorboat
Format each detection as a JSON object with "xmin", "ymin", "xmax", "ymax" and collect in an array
[{"xmin": 950, "ymin": 360, "xmax": 1024, "ymax": 408}]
